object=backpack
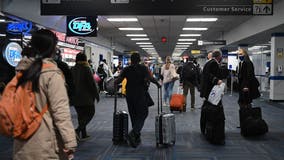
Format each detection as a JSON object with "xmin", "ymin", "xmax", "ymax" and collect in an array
[
  {"xmin": 0, "ymin": 63, "xmax": 55, "ymax": 140},
  {"xmin": 182, "ymin": 62, "xmax": 199, "ymax": 82}
]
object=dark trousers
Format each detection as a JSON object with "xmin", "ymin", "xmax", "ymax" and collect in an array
[
  {"xmin": 75, "ymin": 105, "xmax": 95, "ymax": 136},
  {"xmin": 126, "ymin": 93, "xmax": 149, "ymax": 135},
  {"xmin": 183, "ymin": 81, "xmax": 195, "ymax": 108}
]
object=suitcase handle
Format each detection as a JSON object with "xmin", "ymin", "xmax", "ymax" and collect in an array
[
  {"xmin": 157, "ymin": 87, "xmax": 163, "ymax": 115},
  {"xmin": 114, "ymin": 83, "xmax": 118, "ymax": 113}
]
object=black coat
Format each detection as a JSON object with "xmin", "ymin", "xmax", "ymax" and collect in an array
[
  {"xmin": 200, "ymin": 59, "xmax": 227, "ymax": 99},
  {"xmin": 238, "ymin": 58, "xmax": 260, "ymax": 102}
]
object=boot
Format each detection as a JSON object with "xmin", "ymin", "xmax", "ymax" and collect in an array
[{"xmin": 126, "ymin": 130, "xmax": 140, "ymax": 148}]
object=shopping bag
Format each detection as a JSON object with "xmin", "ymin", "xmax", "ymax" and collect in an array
[
  {"xmin": 208, "ymin": 83, "xmax": 225, "ymax": 105},
  {"xmin": 93, "ymin": 73, "xmax": 101, "ymax": 83}
]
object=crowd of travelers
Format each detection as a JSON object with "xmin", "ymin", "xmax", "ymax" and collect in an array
[{"xmin": 0, "ymin": 29, "xmax": 264, "ymax": 159}]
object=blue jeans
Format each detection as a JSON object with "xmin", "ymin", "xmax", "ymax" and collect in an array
[{"xmin": 163, "ymin": 81, "xmax": 174, "ymax": 103}]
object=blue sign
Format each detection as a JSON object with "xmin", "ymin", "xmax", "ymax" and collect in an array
[
  {"xmin": 7, "ymin": 21, "xmax": 32, "ymax": 35},
  {"xmin": 67, "ymin": 16, "xmax": 97, "ymax": 37},
  {"xmin": 3, "ymin": 42, "xmax": 22, "ymax": 67}
]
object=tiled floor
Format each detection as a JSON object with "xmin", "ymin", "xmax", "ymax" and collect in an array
[{"xmin": 1, "ymin": 84, "xmax": 284, "ymax": 160}]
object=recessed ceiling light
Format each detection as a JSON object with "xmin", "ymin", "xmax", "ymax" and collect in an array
[
  {"xmin": 126, "ymin": 34, "xmax": 147, "ymax": 37},
  {"xmin": 175, "ymin": 48, "xmax": 188, "ymax": 50},
  {"xmin": 139, "ymin": 45, "xmax": 154, "ymax": 48},
  {"xmin": 131, "ymin": 38, "xmax": 150, "ymax": 41},
  {"xmin": 142, "ymin": 47, "xmax": 155, "ymax": 50},
  {"xmin": 178, "ymin": 39, "xmax": 196, "ymax": 41},
  {"xmin": 119, "ymin": 28, "xmax": 143, "ymax": 31},
  {"xmin": 176, "ymin": 45, "xmax": 190, "ymax": 47},
  {"xmin": 186, "ymin": 18, "xmax": 218, "ymax": 22},
  {"xmin": 107, "ymin": 18, "xmax": 138, "ymax": 22},
  {"xmin": 183, "ymin": 28, "xmax": 208, "ymax": 31},
  {"xmin": 136, "ymin": 42, "xmax": 152, "ymax": 45},
  {"xmin": 177, "ymin": 42, "xmax": 193, "ymax": 45},
  {"xmin": 180, "ymin": 34, "xmax": 201, "ymax": 37}
]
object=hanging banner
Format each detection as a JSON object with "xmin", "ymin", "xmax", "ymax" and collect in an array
[{"xmin": 41, "ymin": 0, "xmax": 273, "ymax": 16}]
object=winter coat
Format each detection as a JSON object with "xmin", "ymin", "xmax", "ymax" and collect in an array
[
  {"xmin": 238, "ymin": 58, "xmax": 260, "ymax": 101},
  {"xmin": 71, "ymin": 61, "xmax": 99, "ymax": 106},
  {"xmin": 161, "ymin": 63, "xmax": 178, "ymax": 84},
  {"xmin": 13, "ymin": 57, "xmax": 77, "ymax": 160},
  {"xmin": 200, "ymin": 59, "xmax": 225, "ymax": 99}
]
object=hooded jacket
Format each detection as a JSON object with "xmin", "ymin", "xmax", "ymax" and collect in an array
[{"xmin": 13, "ymin": 57, "xmax": 77, "ymax": 160}]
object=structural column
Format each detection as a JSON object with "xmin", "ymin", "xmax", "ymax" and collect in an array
[{"xmin": 270, "ymin": 33, "xmax": 284, "ymax": 101}]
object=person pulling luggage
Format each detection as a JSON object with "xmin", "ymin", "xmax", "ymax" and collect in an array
[{"xmin": 115, "ymin": 53, "xmax": 161, "ymax": 148}]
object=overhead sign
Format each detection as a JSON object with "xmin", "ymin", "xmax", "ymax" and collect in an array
[
  {"xmin": 198, "ymin": 40, "xmax": 226, "ymax": 46},
  {"xmin": 191, "ymin": 50, "xmax": 201, "ymax": 54},
  {"xmin": 41, "ymin": 0, "xmax": 273, "ymax": 15},
  {"xmin": 3, "ymin": 42, "xmax": 22, "ymax": 67},
  {"xmin": 66, "ymin": 16, "xmax": 97, "ymax": 37},
  {"xmin": 7, "ymin": 21, "xmax": 32, "ymax": 35}
]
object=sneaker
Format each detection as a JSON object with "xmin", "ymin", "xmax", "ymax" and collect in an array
[
  {"xmin": 163, "ymin": 102, "xmax": 167, "ymax": 107},
  {"xmin": 126, "ymin": 134, "xmax": 138, "ymax": 148},
  {"xmin": 191, "ymin": 107, "xmax": 195, "ymax": 111}
]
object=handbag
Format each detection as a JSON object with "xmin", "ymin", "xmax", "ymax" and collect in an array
[{"xmin": 145, "ymin": 91, "xmax": 154, "ymax": 107}]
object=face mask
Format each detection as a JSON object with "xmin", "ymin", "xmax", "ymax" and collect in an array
[{"xmin": 239, "ymin": 55, "xmax": 244, "ymax": 61}]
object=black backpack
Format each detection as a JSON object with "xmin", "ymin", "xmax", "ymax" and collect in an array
[{"xmin": 182, "ymin": 62, "xmax": 198, "ymax": 82}]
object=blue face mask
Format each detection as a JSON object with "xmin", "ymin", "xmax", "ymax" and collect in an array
[{"xmin": 239, "ymin": 55, "xmax": 244, "ymax": 61}]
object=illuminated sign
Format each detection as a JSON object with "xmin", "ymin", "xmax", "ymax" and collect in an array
[
  {"xmin": 52, "ymin": 30, "xmax": 79, "ymax": 45},
  {"xmin": 191, "ymin": 50, "xmax": 201, "ymax": 54},
  {"xmin": 7, "ymin": 21, "xmax": 32, "ymax": 35},
  {"xmin": 66, "ymin": 16, "xmax": 97, "ymax": 37},
  {"xmin": 3, "ymin": 42, "xmax": 22, "ymax": 67}
]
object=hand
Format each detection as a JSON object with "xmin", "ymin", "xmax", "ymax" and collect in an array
[
  {"xmin": 63, "ymin": 149, "xmax": 74, "ymax": 160},
  {"xmin": 242, "ymin": 88, "xmax": 249, "ymax": 92},
  {"xmin": 217, "ymin": 80, "xmax": 223, "ymax": 85}
]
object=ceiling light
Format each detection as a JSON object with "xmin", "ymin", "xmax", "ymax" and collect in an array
[
  {"xmin": 119, "ymin": 28, "xmax": 143, "ymax": 31},
  {"xmin": 176, "ymin": 45, "xmax": 190, "ymax": 48},
  {"xmin": 0, "ymin": 34, "xmax": 6, "ymax": 37},
  {"xmin": 177, "ymin": 42, "xmax": 193, "ymax": 45},
  {"xmin": 186, "ymin": 18, "xmax": 218, "ymax": 22},
  {"xmin": 0, "ymin": 19, "xmax": 5, "ymax": 22},
  {"xmin": 126, "ymin": 34, "xmax": 147, "ymax": 37},
  {"xmin": 136, "ymin": 42, "xmax": 152, "ymax": 45},
  {"xmin": 107, "ymin": 18, "xmax": 138, "ymax": 22},
  {"xmin": 180, "ymin": 34, "xmax": 201, "ymax": 37},
  {"xmin": 183, "ymin": 28, "xmax": 208, "ymax": 31},
  {"xmin": 142, "ymin": 47, "xmax": 155, "ymax": 50},
  {"xmin": 178, "ymin": 39, "xmax": 196, "ymax": 41},
  {"xmin": 131, "ymin": 38, "xmax": 150, "ymax": 41},
  {"xmin": 140, "ymin": 45, "xmax": 154, "ymax": 48},
  {"xmin": 175, "ymin": 48, "xmax": 188, "ymax": 50}
]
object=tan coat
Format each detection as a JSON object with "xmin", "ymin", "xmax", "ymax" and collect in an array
[{"xmin": 13, "ymin": 58, "xmax": 77, "ymax": 160}]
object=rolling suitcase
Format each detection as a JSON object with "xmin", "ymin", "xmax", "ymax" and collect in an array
[
  {"xmin": 239, "ymin": 106, "xmax": 268, "ymax": 137},
  {"xmin": 201, "ymin": 101, "xmax": 225, "ymax": 145},
  {"xmin": 112, "ymin": 85, "xmax": 128, "ymax": 145},
  {"xmin": 170, "ymin": 87, "xmax": 185, "ymax": 113},
  {"xmin": 155, "ymin": 88, "xmax": 176, "ymax": 147}
]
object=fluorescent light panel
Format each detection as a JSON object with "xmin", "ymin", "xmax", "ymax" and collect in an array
[
  {"xmin": 178, "ymin": 39, "xmax": 196, "ymax": 41},
  {"xmin": 177, "ymin": 42, "xmax": 193, "ymax": 45},
  {"xmin": 131, "ymin": 38, "xmax": 149, "ymax": 41},
  {"xmin": 139, "ymin": 45, "xmax": 154, "ymax": 48},
  {"xmin": 142, "ymin": 47, "xmax": 155, "ymax": 50},
  {"xmin": 107, "ymin": 18, "xmax": 138, "ymax": 22},
  {"xmin": 119, "ymin": 28, "xmax": 143, "ymax": 31},
  {"xmin": 176, "ymin": 45, "xmax": 190, "ymax": 47},
  {"xmin": 175, "ymin": 48, "xmax": 188, "ymax": 50},
  {"xmin": 0, "ymin": 19, "xmax": 5, "ymax": 22},
  {"xmin": 136, "ymin": 42, "xmax": 152, "ymax": 45},
  {"xmin": 126, "ymin": 34, "xmax": 147, "ymax": 37},
  {"xmin": 180, "ymin": 34, "xmax": 201, "ymax": 37},
  {"xmin": 186, "ymin": 18, "xmax": 218, "ymax": 22},
  {"xmin": 183, "ymin": 28, "xmax": 208, "ymax": 31}
]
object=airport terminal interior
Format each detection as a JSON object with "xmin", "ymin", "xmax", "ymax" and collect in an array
[{"xmin": 0, "ymin": 0, "xmax": 284, "ymax": 160}]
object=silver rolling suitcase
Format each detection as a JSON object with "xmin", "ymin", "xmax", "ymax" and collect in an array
[{"xmin": 155, "ymin": 88, "xmax": 176, "ymax": 147}]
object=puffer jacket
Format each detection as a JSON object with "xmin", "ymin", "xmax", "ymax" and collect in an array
[{"xmin": 13, "ymin": 57, "xmax": 77, "ymax": 160}]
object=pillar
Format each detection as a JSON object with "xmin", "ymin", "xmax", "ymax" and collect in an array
[{"xmin": 270, "ymin": 33, "xmax": 284, "ymax": 101}]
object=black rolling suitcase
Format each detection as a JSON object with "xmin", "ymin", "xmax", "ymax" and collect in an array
[
  {"xmin": 155, "ymin": 88, "xmax": 176, "ymax": 147},
  {"xmin": 201, "ymin": 100, "xmax": 225, "ymax": 145},
  {"xmin": 239, "ymin": 106, "xmax": 268, "ymax": 137},
  {"xmin": 112, "ymin": 86, "xmax": 128, "ymax": 145}
]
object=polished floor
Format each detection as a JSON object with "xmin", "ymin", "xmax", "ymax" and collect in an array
[{"xmin": 1, "ymin": 84, "xmax": 284, "ymax": 160}]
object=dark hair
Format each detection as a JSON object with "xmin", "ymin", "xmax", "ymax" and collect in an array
[
  {"xmin": 0, "ymin": 82, "xmax": 5, "ymax": 94},
  {"xmin": 17, "ymin": 29, "xmax": 58, "ymax": 92},
  {"xmin": 75, "ymin": 52, "xmax": 87, "ymax": 62},
  {"xmin": 212, "ymin": 50, "xmax": 222, "ymax": 58},
  {"xmin": 131, "ymin": 53, "xmax": 141, "ymax": 64}
]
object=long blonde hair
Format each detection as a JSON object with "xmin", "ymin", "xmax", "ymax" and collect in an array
[{"xmin": 165, "ymin": 56, "xmax": 171, "ymax": 70}]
